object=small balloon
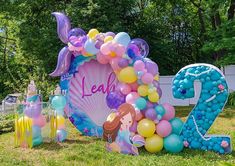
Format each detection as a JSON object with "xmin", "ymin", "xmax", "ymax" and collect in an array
[
  {"xmin": 84, "ymin": 39, "xmax": 99, "ymax": 55},
  {"xmin": 87, "ymin": 29, "xmax": 99, "ymax": 39},
  {"xmin": 56, "ymin": 129, "xmax": 67, "ymax": 142},
  {"xmin": 145, "ymin": 108, "xmax": 157, "ymax": 121},
  {"xmin": 114, "ymin": 32, "xmax": 131, "ymax": 47},
  {"xmin": 170, "ymin": 118, "xmax": 184, "ymax": 135},
  {"xmin": 163, "ymin": 134, "xmax": 184, "ymax": 153},
  {"xmin": 162, "ymin": 103, "xmax": 175, "ymax": 121},
  {"xmin": 118, "ymin": 67, "xmax": 137, "ymax": 83},
  {"xmin": 106, "ymin": 91, "xmax": 125, "ymax": 109},
  {"xmin": 68, "ymin": 28, "xmax": 86, "ymax": 38},
  {"xmin": 51, "ymin": 95, "xmax": 67, "ymax": 110},
  {"xmin": 126, "ymin": 92, "xmax": 139, "ymax": 104},
  {"xmin": 137, "ymin": 118, "xmax": 155, "ymax": 137},
  {"xmin": 145, "ymin": 134, "xmax": 163, "ymax": 153},
  {"xmin": 32, "ymin": 125, "xmax": 42, "ymax": 139},
  {"xmin": 156, "ymin": 120, "xmax": 172, "ymax": 137},
  {"xmin": 135, "ymin": 97, "xmax": 147, "ymax": 110},
  {"xmin": 130, "ymin": 38, "xmax": 149, "ymax": 57}
]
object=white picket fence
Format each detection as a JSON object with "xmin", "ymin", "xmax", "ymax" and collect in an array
[{"xmin": 159, "ymin": 65, "xmax": 235, "ymax": 106}]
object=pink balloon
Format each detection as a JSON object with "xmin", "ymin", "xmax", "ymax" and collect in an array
[
  {"xmin": 133, "ymin": 60, "xmax": 145, "ymax": 71},
  {"xmin": 162, "ymin": 103, "xmax": 175, "ymax": 121},
  {"xmin": 115, "ymin": 44, "xmax": 126, "ymax": 57},
  {"xmin": 110, "ymin": 57, "xmax": 121, "ymax": 71},
  {"xmin": 156, "ymin": 120, "xmax": 172, "ymax": 137},
  {"xmin": 100, "ymin": 42, "xmax": 111, "ymax": 55},
  {"xmin": 128, "ymin": 82, "xmax": 139, "ymax": 91},
  {"xmin": 119, "ymin": 83, "xmax": 131, "ymax": 95},
  {"xmin": 96, "ymin": 52, "xmax": 109, "ymax": 64},
  {"xmin": 141, "ymin": 73, "xmax": 154, "ymax": 84},
  {"xmin": 135, "ymin": 109, "xmax": 144, "ymax": 121},
  {"xmin": 126, "ymin": 92, "xmax": 139, "ymax": 104},
  {"xmin": 33, "ymin": 115, "xmax": 46, "ymax": 127}
]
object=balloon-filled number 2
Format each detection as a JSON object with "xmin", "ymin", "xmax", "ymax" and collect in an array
[{"xmin": 172, "ymin": 64, "xmax": 232, "ymax": 154}]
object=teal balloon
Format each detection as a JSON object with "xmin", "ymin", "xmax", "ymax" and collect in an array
[
  {"xmin": 135, "ymin": 97, "xmax": 147, "ymax": 110},
  {"xmin": 32, "ymin": 125, "xmax": 41, "ymax": 139},
  {"xmin": 51, "ymin": 95, "xmax": 67, "ymax": 110},
  {"xmin": 164, "ymin": 134, "xmax": 184, "ymax": 153},
  {"xmin": 155, "ymin": 105, "xmax": 165, "ymax": 116},
  {"xmin": 170, "ymin": 118, "xmax": 184, "ymax": 135},
  {"xmin": 56, "ymin": 129, "xmax": 67, "ymax": 142},
  {"xmin": 114, "ymin": 32, "xmax": 131, "ymax": 47},
  {"xmin": 33, "ymin": 136, "xmax": 43, "ymax": 147}
]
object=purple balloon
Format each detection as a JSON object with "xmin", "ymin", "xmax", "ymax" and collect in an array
[
  {"xmin": 157, "ymin": 87, "xmax": 162, "ymax": 98},
  {"xmin": 153, "ymin": 80, "xmax": 160, "ymax": 89},
  {"xmin": 49, "ymin": 46, "xmax": 72, "ymax": 77},
  {"xmin": 145, "ymin": 108, "xmax": 157, "ymax": 120},
  {"xmin": 68, "ymin": 28, "xmax": 86, "ymax": 38},
  {"xmin": 146, "ymin": 101, "xmax": 154, "ymax": 108},
  {"xmin": 130, "ymin": 38, "xmax": 149, "ymax": 57},
  {"xmin": 95, "ymin": 40, "xmax": 103, "ymax": 49},
  {"xmin": 24, "ymin": 103, "xmax": 42, "ymax": 118},
  {"xmin": 105, "ymin": 32, "xmax": 115, "ymax": 37},
  {"xmin": 106, "ymin": 91, "xmax": 125, "ymax": 109},
  {"xmin": 118, "ymin": 58, "xmax": 129, "ymax": 68},
  {"xmin": 144, "ymin": 58, "xmax": 159, "ymax": 75},
  {"xmin": 52, "ymin": 12, "xmax": 71, "ymax": 44}
]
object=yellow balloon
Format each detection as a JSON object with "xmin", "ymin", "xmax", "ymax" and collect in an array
[
  {"xmin": 145, "ymin": 134, "xmax": 163, "ymax": 153},
  {"xmin": 137, "ymin": 119, "xmax": 155, "ymax": 137},
  {"xmin": 137, "ymin": 85, "xmax": 149, "ymax": 97},
  {"xmin": 87, "ymin": 29, "xmax": 99, "ymax": 39},
  {"xmin": 154, "ymin": 75, "xmax": 159, "ymax": 81},
  {"xmin": 118, "ymin": 67, "xmax": 137, "ymax": 83},
  {"xmin": 104, "ymin": 36, "xmax": 113, "ymax": 43},
  {"xmin": 56, "ymin": 116, "xmax": 65, "ymax": 126},
  {"xmin": 148, "ymin": 92, "xmax": 159, "ymax": 102},
  {"xmin": 106, "ymin": 113, "xmax": 116, "ymax": 122}
]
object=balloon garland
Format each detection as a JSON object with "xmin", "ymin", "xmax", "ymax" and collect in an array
[{"xmin": 50, "ymin": 12, "xmax": 184, "ymax": 154}]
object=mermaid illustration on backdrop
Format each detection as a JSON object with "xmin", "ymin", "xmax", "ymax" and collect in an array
[{"xmin": 103, "ymin": 103, "xmax": 138, "ymax": 155}]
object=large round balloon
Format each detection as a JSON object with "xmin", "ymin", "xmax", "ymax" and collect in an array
[{"xmin": 61, "ymin": 56, "xmax": 118, "ymax": 137}]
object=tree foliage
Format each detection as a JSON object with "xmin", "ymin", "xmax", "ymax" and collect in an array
[{"xmin": 0, "ymin": 0, "xmax": 234, "ymax": 100}]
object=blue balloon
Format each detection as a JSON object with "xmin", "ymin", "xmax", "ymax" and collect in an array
[
  {"xmin": 135, "ymin": 97, "xmax": 147, "ymax": 110},
  {"xmin": 51, "ymin": 95, "xmax": 67, "ymax": 110},
  {"xmin": 32, "ymin": 125, "xmax": 41, "ymax": 139},
  {"xmin": 170, "ymin": 118, "xmax": 184, "ymax": 135},
  {"xmin": 114, "ymin": 32, "xmax": 131, "ymax": 47},
  {"xmin": 84, "ymin": 39, "xmax": 99, "ymax": 55},
  {"xmin": 164, "ymin": 134, "xmax": 184, "ymax": 153},
  {"xmin": 56, "ymin": 129, "xmax": 67, "ymax": 142}
]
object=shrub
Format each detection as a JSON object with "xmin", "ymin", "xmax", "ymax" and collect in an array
[
  {"xmin": 0, "ymin": 113, "xmax": 15, "ymax": 134},
  {"xmin": 227, "ymin": 92, "xmax": 235, "ymax": 106}
]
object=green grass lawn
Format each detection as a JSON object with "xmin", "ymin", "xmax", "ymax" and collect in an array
[{"xmin": 0, "ymin": 106, "xmax": 234, "ymax": 166}]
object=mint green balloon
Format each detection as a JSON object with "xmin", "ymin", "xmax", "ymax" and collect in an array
[
  {"xmin": 164, "ymin": 134, "xmax": 183, "ymax": 153},
  {"xmin": 170, "ymin": 118, "xmax": 184, "ymax": 135},
  {"xmin": 33, "ymin": 136, "xmax": 43, "ymax": 147}
]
